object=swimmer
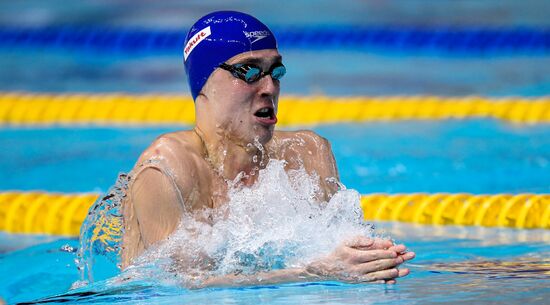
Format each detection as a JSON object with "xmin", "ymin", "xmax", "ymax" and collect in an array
[{"xmin": 121, "ymin": 11, "xmax": 415, "ymax": 287}]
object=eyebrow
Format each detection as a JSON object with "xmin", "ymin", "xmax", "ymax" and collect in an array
[{"xmin": 237, "ymin": 55, "xmax": 283, "ymax": 66}]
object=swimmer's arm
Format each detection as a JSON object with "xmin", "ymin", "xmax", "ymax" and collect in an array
[
  {"xmin": 131, "ymin": 168, "xmax": 184, "ymax": 246},
  {"xmin": 196, "ymin": 268, "xmax": 317, "ymax": 288},
  {"xmin": 298, "ymin": 130, "xmax": 340, "ymax": 200},
  {"xmin": 122, "ymin": 167, "xmax": 183, "ymax": 267},
  {"xmin": 198, "ymin": 267, "xmax": 399, "ymax": 288},
  {"xmin": 194, "ymin": 237, "xmax": 414, "ymax": 288}
]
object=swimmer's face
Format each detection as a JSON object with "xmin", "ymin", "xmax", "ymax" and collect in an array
[{"xmin": 198, "ymin": 49, "xmax": 282, "ymax": 146}]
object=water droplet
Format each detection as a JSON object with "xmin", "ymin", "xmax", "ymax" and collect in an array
[{"xmin": 60, "ymin": 244, "xmax": 76, "ymax": 253}]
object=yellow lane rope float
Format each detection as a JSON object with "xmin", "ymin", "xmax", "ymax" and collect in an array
[
  {"xmin": 1, "ymin": 93, "xmax": 549, "ymax": 126},
  {"xmin": 0, "ymin": 192, "xmax": 548, "ymax": 236}
]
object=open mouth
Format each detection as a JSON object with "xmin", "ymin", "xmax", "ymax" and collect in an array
[
  {"xmin": 253, "ymin": 107, "xmax": 277, "ymax": 125},
  {"xmin": 254, "ymin": 107, "xmax": 274, "ymax": 119}
]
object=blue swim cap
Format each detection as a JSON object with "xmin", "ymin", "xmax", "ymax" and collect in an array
[{"xmin": 183, "ymin": 11, "xmax": 278, "ymax": 100}]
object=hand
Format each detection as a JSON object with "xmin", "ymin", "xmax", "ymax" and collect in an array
[
  {"xmin": 363, "ymin": 237, "xmax": 415, "ymax": 284},
  {"xmin": 305, "ymin": 236, "xmax": 415, "ymax": 284}
]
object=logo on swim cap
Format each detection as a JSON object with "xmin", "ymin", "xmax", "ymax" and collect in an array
[
  {"xmin": 184, "ymin": 26, "xmax": 211, "ymax": 61},
  {"xmin": 184, "ymin": 11, "xmax": 278, "ymax": 100},
  {"xmin": 243, "ymin": 30, "xmax": 271, "ymax": 44}
]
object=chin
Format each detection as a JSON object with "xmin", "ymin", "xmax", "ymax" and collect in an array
[
  {"xmin": 260, "ymin": 129, "xmax": 275, "ymax": 144},
  {"xmin": 251, "ymin": 125, "xmax": 275, "ymax": 146}
]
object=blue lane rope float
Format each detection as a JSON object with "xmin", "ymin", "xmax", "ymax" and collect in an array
[{"xmin": 0, "ymin": 26, "xmax": 549, "ymax": 55}]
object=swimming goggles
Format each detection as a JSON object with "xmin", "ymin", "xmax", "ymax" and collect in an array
[{"xmin": 218, "ymin": 62, "xmax": 286, "ymax": 83}]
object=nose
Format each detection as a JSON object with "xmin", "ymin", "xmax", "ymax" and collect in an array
[{"xmin": 258, "ymin": 74, "xmax": 280, "ymax": 99}]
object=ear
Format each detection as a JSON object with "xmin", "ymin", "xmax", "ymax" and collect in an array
[{"xmin": 195, "ymin": 92, "xmax": 208, "ymax": 104}]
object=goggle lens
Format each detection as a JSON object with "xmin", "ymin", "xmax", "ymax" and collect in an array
[
  {"xmin": 271, "ymin": 65, "xmax": 286, "ymax": 80},
  {"xmin": 243, "ymin": 66, "xmax": 261, "ymax": 82},
  {"xmin": 220, "ymin": 63, "xmax": 286, "ymax": 83}
]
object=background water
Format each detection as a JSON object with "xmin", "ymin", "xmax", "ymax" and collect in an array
[
  {"xmin": 1, "ymin": 224, "xmax": 548, "ymax": 304},
  {"xmin": 1, "ymin": 1, "xmax": 550, "ymax": 96},
  {"xmin": 1, "ymin": 121, "xmax": 549, "ymax": 194},
  {"xmin": 1, "ymin": 0, "xmax": 549, "ymax": 304}
]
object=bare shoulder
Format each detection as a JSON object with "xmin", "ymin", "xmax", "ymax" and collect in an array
[
  {"xmin": 271, "ymin": 130, "xmax": 339, "ymax": 199},
  {"xmin": 130, "ymin": 130, "xmax": 206, "ymax": 194},
  {"xmin": 135, "ymin": 130, "xmax": 199, "ymax": 170},
  {"xmin": 121, "ymin": 131, "xmax": 199, "ymax": 266},
  {"xmin": 273, "ymin": 129, "xmax": 327, "ymax": 141},
  {"xmin": 271, "ymin": 130, "xmax": 332, "ymax": 157}
]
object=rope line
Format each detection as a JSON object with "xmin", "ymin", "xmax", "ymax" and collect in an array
[
  {"xmin": 0, "ymin": 26, "xmax": 549, "ymax": 55},
  {"xmin": 1, "ymin": 93, "xmax": 549, "ymax": 126},
  {"xmin": 0, "ymin": 192, "xmax": 548, "ymax": 236}
]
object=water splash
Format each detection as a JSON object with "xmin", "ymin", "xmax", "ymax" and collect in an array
[
  {"xmin": 75, "ymin": 173, "xmax": 128, "ymax": 287},
  {"xmin": 76, "ymin": 155, "xmax": 375, "ymax": 288},
  {"xmin": 131, "ymin": 159, "xmax": 374, "ymax": 286}
]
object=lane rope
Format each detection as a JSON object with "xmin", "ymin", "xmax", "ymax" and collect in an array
[
  {"xmin": 1, "ymin": 93, "xmax": 550, "ymax": 126},
  {"xmin": 0, "ymin": 26, "xmax": 549, "ymax": 55},
  {"xmin": 0, "ymin": 191, "xmax": 548, "ymax": 236}
]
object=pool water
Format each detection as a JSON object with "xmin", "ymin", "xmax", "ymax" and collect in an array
[
  {"xmin": 2, "ymin": 50, "xmax": 550, "ymax": 96},
  {"xmin": 1, "ymin": 0, "xmax": 550, "ymax": 304},
  {"xmin": 1, "ymin": 121, "xmax": 549, "ymax": 304},
  {"xmin": 1, "ymin": 121, "xmax": 549, "ymax": 194},
  {"xmin": 1, "ymin": 223, "xmax": 548, "ymax": 304}
]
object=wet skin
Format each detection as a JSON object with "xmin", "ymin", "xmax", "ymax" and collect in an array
[{"xmin": 121, "ymin": 49, "xmax": 415, "ymax": 286}]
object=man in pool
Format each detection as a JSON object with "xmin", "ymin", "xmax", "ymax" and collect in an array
[{"xmin": 121, "ymin": 11, "xmax": 415, "ymax": 287}]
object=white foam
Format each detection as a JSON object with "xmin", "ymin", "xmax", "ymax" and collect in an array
[{"xmin": 131, "ymin": 159, "xmax": 374, "ymax": 286}]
